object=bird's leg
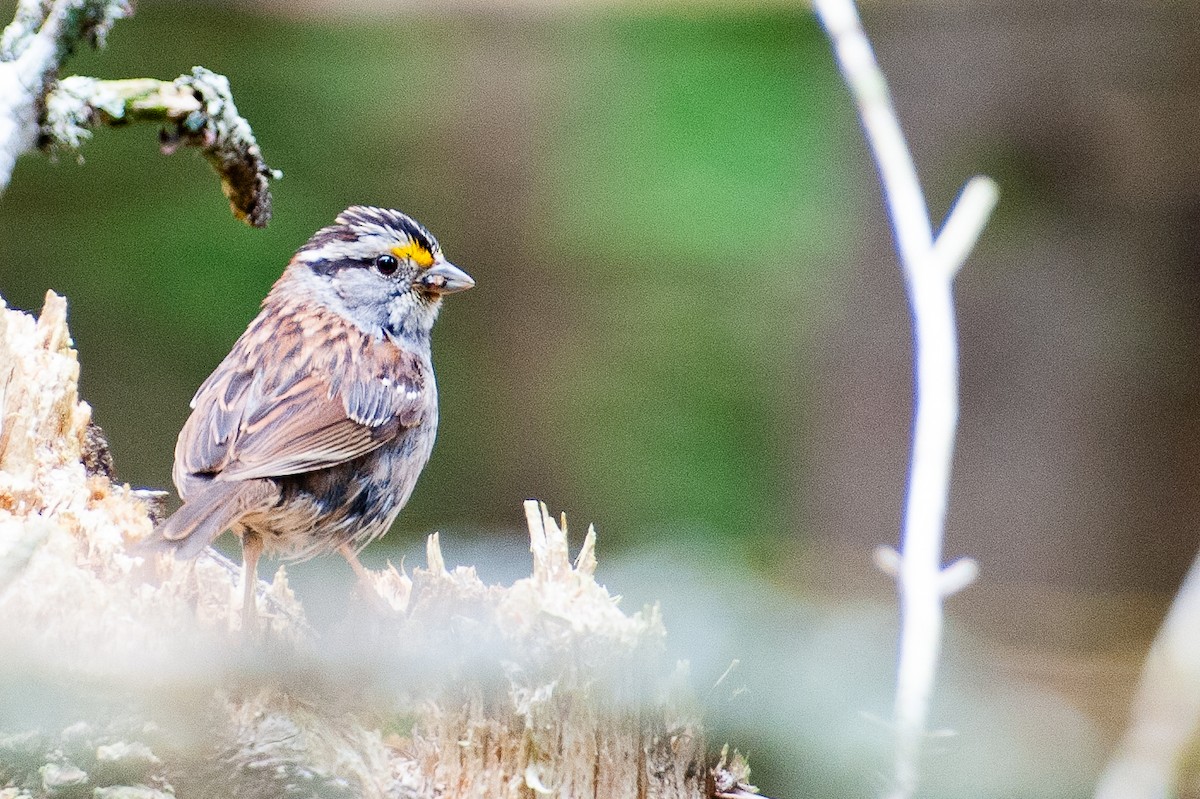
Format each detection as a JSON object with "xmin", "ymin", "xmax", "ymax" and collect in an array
[
  {"xmin": 338, "ymin": 542, "xmax": 371, "ymax": 583},
  {"xmin": 339, "ymin": 543, "xmax": 394, "ymax": 615},
  {"xmin": 240, "ymin": 530, "xmax": 264, "ymax": 634}
]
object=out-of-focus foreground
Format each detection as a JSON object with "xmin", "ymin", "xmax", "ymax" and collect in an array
[{"xmin": 2, "ymin": 2, "xmax": 1200, "ymax": 797}]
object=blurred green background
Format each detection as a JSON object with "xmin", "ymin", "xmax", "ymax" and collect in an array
[
  {"xmin": 5, "ymin": 1, "xmax": 1200, "ymax": 796},
  {"xmin": 0, "ymin": 3, "xmax": 847, "ymax": 560}
]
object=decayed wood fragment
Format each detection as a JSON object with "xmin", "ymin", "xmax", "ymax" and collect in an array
[{"xmin": 0, "ymin": 292, "xmax": 753, "ymax": 798}]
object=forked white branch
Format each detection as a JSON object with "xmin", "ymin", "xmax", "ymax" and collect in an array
[{"xmin": 812, "ymin": 1, "xmax": 999, "ymax": 797}]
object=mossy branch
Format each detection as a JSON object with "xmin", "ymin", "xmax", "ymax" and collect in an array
[
  {"xmin": 0, "ymin": 0, "xmax": 277, "ymax": 226},
  {"xmin": 43, "ymin": 69, "xmax": 280, "ymax": 227}
]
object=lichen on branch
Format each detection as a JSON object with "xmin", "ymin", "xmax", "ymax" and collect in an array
[
  {"xmin": 0, "ymin": 0, "xmax": 277, "ymax": 226},
  {"xmin": 43, "ymin": 68, "xmax": 281, "ymax": 227},
  {"xmin": 0, "ymin": 0, "xmax": 130, "ymax": 63}
]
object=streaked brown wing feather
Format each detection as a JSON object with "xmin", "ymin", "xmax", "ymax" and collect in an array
[
  {"xmin": 176, "ymin": 310, "xmax": 426, "ymax": 484},
  {"xmin": 216, "ymin": 375, "xmax": 398, "ymax": 480}
]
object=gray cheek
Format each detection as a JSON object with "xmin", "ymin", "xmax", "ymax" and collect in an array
[{"xmin": 333, "ymin": 271, "xmax": 398, "ymax": 332}]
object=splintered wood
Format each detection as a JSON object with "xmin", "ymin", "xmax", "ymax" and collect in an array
[
  {"xmin": 375, "ymin": 506, "xmax": 704, "ymax": 797},
  {"xmin": 0, "ymin": 293, "xmax": 727, "ymax": 798}
]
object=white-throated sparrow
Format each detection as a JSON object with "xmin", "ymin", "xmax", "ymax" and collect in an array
[{"xmin": 151, "ymin": 206, "xmax": 473, "ymax": 628}]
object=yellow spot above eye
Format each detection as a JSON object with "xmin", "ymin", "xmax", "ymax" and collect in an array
[{"xmin": 391, "ymin": 241, "xmax": 435, "ymax": 269}]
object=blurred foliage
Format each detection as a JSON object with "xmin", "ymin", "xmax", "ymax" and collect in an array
[
  {"xmin": 542, "ymin": 13, "xmax": 850, "ymax": 558},
  {"xmin": 0, "ymin": 1, "xmax": 851, "ymax": 561}
]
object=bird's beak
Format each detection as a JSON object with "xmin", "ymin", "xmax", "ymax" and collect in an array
[{"xmin": 421, "ymin": 261, "xmax": 475, "ymax": 294}]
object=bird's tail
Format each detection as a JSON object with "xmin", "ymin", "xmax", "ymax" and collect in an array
[{"xmin": 148, "ymin": 480, "xmax": 274, "ymax": 560}]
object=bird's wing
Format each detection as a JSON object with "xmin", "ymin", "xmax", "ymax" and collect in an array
[{"xmin": 177, "ymin": 320, "xmax": 428, "ymax": 484}]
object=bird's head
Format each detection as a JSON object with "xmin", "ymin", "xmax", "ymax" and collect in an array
[{"xmin": 284, "ymin": 205, "xmax": 474, "ymax": 344}]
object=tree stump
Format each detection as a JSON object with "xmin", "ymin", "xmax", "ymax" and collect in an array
[{"xmin": 0, "ymin": 292, "xmax": 754, "ymax": 798}]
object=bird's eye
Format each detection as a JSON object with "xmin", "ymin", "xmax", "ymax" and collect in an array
[{"xmin": 375, "ymin": 254, "xmax": 399, "ymax": 276}]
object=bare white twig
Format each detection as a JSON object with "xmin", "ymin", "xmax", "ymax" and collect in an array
[
  {"xmin": 1094, "ymin": 550, "xmax": 1200, "ymax": 799},
  {"xmin": 933, "ymin": 176, "xmax": 1001, "ymax": 277},
  {"xmin": 812, "ymin": 1, "xmax": 999, "ymax": 797}
]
